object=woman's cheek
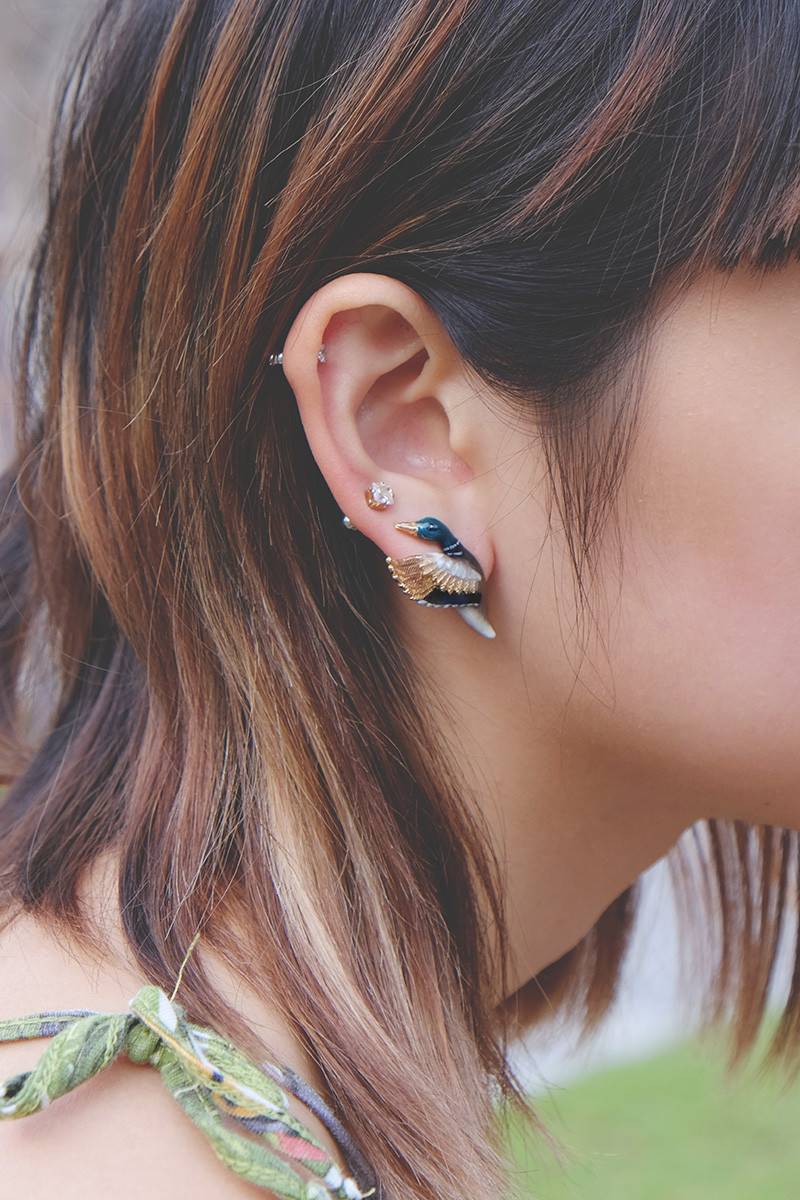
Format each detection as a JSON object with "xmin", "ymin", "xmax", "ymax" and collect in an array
[{"xmin": 598, "ymin": 275, "xmax": 800, "ymax": 807}]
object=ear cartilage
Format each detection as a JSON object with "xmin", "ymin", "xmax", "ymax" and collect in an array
[{"xmin": 385, "ymin": 516, "xmax": 496, "ymax": 639}]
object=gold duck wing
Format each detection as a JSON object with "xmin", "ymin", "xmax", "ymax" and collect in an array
[{"xmin": 385, "ymin": 551, "xmax": 482, "ymax": 601}]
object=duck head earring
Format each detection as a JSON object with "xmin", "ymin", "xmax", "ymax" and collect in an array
[{"xmin": 386, "ymin": 517, "xmax": 496, "ymax": 640}]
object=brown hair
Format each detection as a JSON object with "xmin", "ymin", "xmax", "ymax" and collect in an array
[{"xmin": 2, "ymin": 2, "xmax": 800, "ymax": 1198}]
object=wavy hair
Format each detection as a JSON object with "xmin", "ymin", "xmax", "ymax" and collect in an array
[{"xmin": 2, "ymin": 3, "xmax": 800, "ymax": 1199}]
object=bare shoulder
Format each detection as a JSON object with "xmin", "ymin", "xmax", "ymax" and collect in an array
[{"xmin": 0, "ymin": 910, "xmax": 290, "ymax": 1198}]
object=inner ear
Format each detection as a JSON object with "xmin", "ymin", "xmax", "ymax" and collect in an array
[
  {"xmin": 356, "ymin": 348, "xmax": 471, "ymax": 483},
  {"xmin": 323, "ymin": 305, "xmax": 423, "ymax": 371}
]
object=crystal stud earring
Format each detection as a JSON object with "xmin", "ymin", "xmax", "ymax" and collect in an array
[
  {"xmin": 364, "ymin": 482, "xmax": 394, "ymax": 510},
  {"xmin": 385, "ymin": 516, "xmax": 495, "ymax": 639},
  {"xmin": 342, "ymin": 481, "xmax": 395, "ymax": 531}
]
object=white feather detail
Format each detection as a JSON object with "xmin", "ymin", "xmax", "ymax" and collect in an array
[{"xmin": 429, "ymin": 551, "xmax": 481, "ymax": 584}]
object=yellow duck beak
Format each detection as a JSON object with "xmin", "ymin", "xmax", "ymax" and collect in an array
[{"xmin": 393, "ymin": 521, "xmax": 419, "ymax": 536}]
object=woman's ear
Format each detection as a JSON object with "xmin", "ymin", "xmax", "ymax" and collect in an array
[{"xmin": 279, "ymin": 272, "xmax": 499, "ymax": 585}]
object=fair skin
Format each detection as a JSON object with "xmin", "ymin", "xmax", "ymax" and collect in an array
[{"xmin": 2, "ymin": 259, "xmax": 799, "ymax": 1193}]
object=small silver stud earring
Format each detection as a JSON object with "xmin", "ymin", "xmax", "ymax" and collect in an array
[{"xmin": 268, "ymin": 344, "xmax": 326, "ymax": 367}]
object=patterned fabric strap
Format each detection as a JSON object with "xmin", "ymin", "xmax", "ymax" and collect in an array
[{"xmin": 0, "ymin": 984, "xmax": 377, "ymax": 1200}]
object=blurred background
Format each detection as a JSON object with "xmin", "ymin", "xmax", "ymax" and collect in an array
[
  {"xmin": 1, "ymin": 4, "xmax": 798, "ymax": 1197},
  {"xmin": 0, "ymin": 2, "xmax": 94, "ymax": 470}
]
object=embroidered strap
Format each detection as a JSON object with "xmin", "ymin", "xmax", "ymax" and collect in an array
[{"xmin": 0, "ymin": 984, "xmax": 376, "ymax": 1200}]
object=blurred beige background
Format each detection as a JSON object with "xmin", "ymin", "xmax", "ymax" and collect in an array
[{"xmin": 0, "ymin": 1, "xmax": 93, "ymax": 468}]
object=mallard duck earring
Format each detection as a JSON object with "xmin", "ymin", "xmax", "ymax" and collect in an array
[{"xmin": 386, "ymin": 517, "xmax": 496, "ymax": 640}]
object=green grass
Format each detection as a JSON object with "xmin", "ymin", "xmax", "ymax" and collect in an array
[{"xmin": 502, "ymin": 1027, "xmax": 800, "ymax": 1200}]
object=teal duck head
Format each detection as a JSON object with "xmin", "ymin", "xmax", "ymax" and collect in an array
[{"xmin": 393, "ymin": 517, "xmax": 457, "ymax": 549}]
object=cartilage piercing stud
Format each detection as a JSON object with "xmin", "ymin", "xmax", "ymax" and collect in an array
[{"xmin": 268, "ymin": 344, "xmax": 326, "ymax": 367}]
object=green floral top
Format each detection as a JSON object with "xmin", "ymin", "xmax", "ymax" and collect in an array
[{"xmin": 0, "ymin": 976, "xmax": 379, "ymax": 1200}]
